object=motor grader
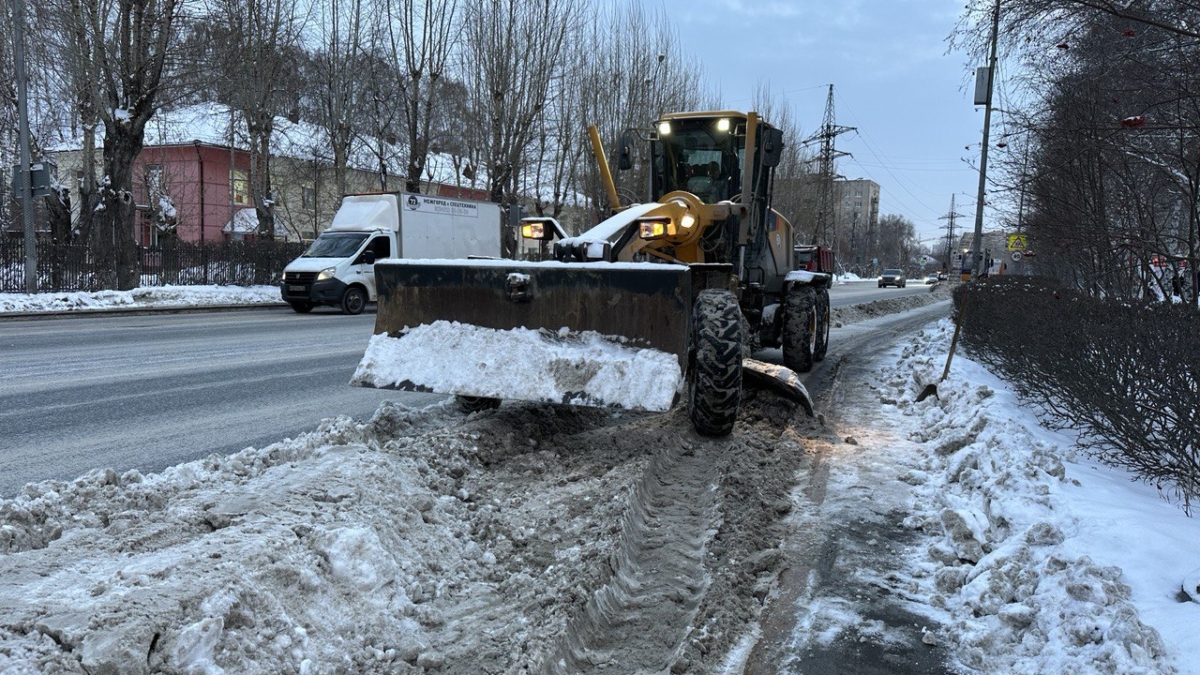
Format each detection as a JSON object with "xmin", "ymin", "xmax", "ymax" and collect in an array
[{"xmin": 352, "ymin": 110, "xmax": 833, "ymax": 436}]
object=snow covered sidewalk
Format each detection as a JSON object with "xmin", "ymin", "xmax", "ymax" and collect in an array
[{"xmin": 855, "ymin": 319, "xmax": 1200, "ymax": 674}]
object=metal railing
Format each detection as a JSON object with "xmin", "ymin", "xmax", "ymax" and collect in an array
[{"xmin": 0, "ymin": 238, "xmax": 307, "ymax": 293}]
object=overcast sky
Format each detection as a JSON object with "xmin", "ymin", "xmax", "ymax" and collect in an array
[{"xmin": 662, "ymin": 0, "xmax": 994, "ymax": 246}]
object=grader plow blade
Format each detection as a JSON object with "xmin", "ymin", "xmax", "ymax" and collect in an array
[{"xmin": 352, "ymin": 259, "xmax": 694, "ymax": 412}]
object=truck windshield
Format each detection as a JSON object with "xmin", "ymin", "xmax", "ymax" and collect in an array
[
  {"xmin": 301, "ymin": 232, "xmax": 368, "ymax": 258},
  {"xmin": 650, "ymin": 117, "xmax": 744, "ymax": 203}
]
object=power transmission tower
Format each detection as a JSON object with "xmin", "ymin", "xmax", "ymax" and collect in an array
[
  {"xmin": 801, "ymin": 84, "xmax": 855, "ymax": 248},
  {"xmin": 939, "ymin": 194, "xmax": 965, "ymax": 273}
]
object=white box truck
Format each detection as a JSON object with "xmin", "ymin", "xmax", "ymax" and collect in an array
[{"xmin": 280, "ymin": 192, "xmax": 502, "ymax": 314}]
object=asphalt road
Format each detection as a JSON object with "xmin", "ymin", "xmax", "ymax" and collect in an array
[
  {"xmin": 827, "ymin": 278, "xmax": 936, "ymax": 307},
  {"xmin": 0, "ymin": 282, "xmax": 933, "ymax": 498},
  {"xmin": 0, "ymin": 307, "xmax": 442, "ymax": 498}
]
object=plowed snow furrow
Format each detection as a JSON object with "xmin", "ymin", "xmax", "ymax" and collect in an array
[{"xmin": 542, "ymin": 436, "xmax": 721, "ymax": 674}]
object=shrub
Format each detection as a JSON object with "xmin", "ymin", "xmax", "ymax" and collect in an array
[{"xmin": 956, "ymin": 276, "xmax": 1199, "ymax": 512}]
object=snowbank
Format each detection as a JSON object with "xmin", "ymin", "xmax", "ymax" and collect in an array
[{"xmin": 0, "ymin": 286, "xmax": 282, "ymax": 314}]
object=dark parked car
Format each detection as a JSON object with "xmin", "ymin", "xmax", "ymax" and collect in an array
[{"xmin": 879, "ymin": 269, "xmax": 906, "ymax": 288}]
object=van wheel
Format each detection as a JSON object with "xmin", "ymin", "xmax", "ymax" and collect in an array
[
  {"xmin": 341, "ymin": 287, "xmax": 367, "ymax": 315},
  {"xmin": 688, "ymin": 289, "xmax": 743, "ymax": 437},
  {"xmin": 289, "ymin": 302, "xmax": 314, "ymax": 313}
]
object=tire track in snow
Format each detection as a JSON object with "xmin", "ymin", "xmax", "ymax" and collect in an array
[{"xmin": 541, "ymin": 434, "xmax": 722, "ymax": 674}]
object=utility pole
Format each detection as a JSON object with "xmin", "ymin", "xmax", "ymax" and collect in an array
[
  {"xmin": 939, "ymin": 194, "xmax": 964, "ymax": 273},
  {"xmin": 802, "ymin": 84, "xmax": 855, "ymax": 248},
  {"xmin": 13, "ymin": 0, "xmax": 36, "ymax": 293},
  {"xmin": 970, "ymin": 0, "xmax": 1001, "ymax": 279}
]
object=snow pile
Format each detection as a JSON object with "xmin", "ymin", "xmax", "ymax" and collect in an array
[
  {"xmin": 0, "ymin": 285, "xmax": 282, "ymax": 314},
  {"xmin": 0, "ymin": 401, "xmax": 532, "ymax": 674},
  {"xmin": 879, "ymin": 319, "xmax": 1192, "ymax": 674},
  {"xmin": 354, "ymin": 321, "xmax": 684, "ymax": 411}
]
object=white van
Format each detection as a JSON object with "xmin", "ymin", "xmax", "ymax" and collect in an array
[{"xmin": 280, "ymin": 192, "xmax": 501, "ymax": 314}]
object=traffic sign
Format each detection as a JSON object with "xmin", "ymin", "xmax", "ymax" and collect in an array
[
  {"xmin": 10, "ymin": 162, "xmax": 51, "ymax": 198},
  {"xmin": 1007, "ymin": 234, "xmax": 1027, "ymax": 251},
  {"xmin": 1011, "ymin": 251, "xmax": 1023, "ymax": 262}
]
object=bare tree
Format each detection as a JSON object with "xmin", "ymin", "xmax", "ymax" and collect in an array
[
  {"xmin": 955, "ymin": 0, "xmax": 1200, "ymax": 304},
  {"xmin": 210, "ymin": 0, "xmax": 311, "ymax": 240},
  {"xmin": 381, "ymin": 0, "xmax": 461, "ymax": 194},
  {"xmin": 45, "ymin": 0, "xmax": 184, "ymax": 289},
  {"xmin": 309, "ymin": 0, "xmax": 370, "ymax": 196},
  {"xmin": 460, "ymin": 0, "xmax": 584, "ymax": 254},
  {"xmin": 562, "ymin": 1, "xmax": 710, "ymax": 226},
  {"xmin": 751, "ymin": 82, "xmax": 816, "ymax": 244},
  {"xmin": 876, "ymin": 213, "xmax": 918, "ymax": 268}
]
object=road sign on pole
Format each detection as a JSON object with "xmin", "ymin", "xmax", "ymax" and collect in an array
[
  {"xmin": 11, "ymin": 163, "xmax": 52, "ymax": 199},
  {"xmin": 1007, "ymin": 234, "xmax": 1027, "ymax": 251},
  {"xmin": 12, "ymin": 0, "xmax": 37, "ymax": 293}
]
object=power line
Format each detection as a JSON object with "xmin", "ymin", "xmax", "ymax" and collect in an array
[
  {"xmin": 800, "ymin": 84, "xmax": 854, "ymax": 247},
  {"xmin": 832, "ymin": 89, "xmax": 967, "ymax": 230},
  {"xmin": 939, "ymin": 194, "xmax": 966, "ymax": 272}
]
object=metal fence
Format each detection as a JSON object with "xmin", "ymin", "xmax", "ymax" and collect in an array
[{"xmin": 0, "ymin": 238, "xmax": 307, "ymax": 293}]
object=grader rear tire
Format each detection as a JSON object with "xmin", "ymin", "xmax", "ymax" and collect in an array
[
  {"xmin": 783, "ymin": 285, "xmax": 816, "ymax": 373},
  {"xmin": 688, "ymin": 289, "xmax": 743, "ymax": 437},
  {"xmin": 814, "ymin": 288, "xmax": 830, "ymax": 362}
]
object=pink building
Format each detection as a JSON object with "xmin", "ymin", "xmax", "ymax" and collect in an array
[{"xmin": 131, "ymin": 142, "xmax": 254, "ymax": 247}]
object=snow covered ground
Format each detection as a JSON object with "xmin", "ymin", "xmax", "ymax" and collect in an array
[
  {"xmin": 823, "ymin": 319, "xmax": 1200, "ymax": 674},
  {"xmin": 0, "ymin": 286, "xmax": 1196, "ymax": 674},
  {"xmin": 0, "ymin": 286, "xmax": 283, "ymax": 314}
]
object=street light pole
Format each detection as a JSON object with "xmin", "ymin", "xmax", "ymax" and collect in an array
[
  {"xmin": 971, "ymin": 0, "xmax": 1001, "ymax": 279},
  {"xmin": 13, "ymin": 0, "xmax": 36, "ymax": 293}
]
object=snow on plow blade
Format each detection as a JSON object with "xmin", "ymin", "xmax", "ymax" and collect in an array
[{"xmin": 352, "ymin": 259, "xmax": 693, "ymax": 412}]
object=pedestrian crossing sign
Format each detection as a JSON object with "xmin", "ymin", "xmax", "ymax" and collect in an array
[{"xmin": 1007, "ymin": 234, "xmax": 1027, "ymax": 251}]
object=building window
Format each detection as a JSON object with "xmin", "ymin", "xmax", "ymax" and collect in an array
[
  {"xmin": 302, "ymin": 187, "xmax": 316, "ymax": 210},
  {"xmin": 231, "ymin": 169, "xmax": 250, "ymax": 205},
  {"xmin": 146, "ymin": 165, "xmax": 164, "ymax": 195}
]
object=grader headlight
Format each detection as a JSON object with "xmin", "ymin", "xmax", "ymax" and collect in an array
[
  {"xmin": 520, "ymin": 222, "xmax": 544, "ymax": 239},
  {"xmin": 519, "ymin": 217, "xmax": 563, "ymax": 241},
  {"xmin": 638, "ymin": 217, "xmax": 676, "ymax": 240}
]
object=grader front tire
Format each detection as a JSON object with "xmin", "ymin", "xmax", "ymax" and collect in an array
[{"xmin": 689, "ymin": 289, "xmax": 743, "ymax": 437}]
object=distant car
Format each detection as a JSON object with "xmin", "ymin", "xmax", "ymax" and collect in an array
[
  {"xmin": 937, "ymin": 271, "xmax": 948, "ymax": 281},
  {"xmin": 925, "ymin": 275, "xmax": 938, "ymax": 285},
  {"xmin": 879, "ymin": 269, "xmax": 906, "ymax": 288}
]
